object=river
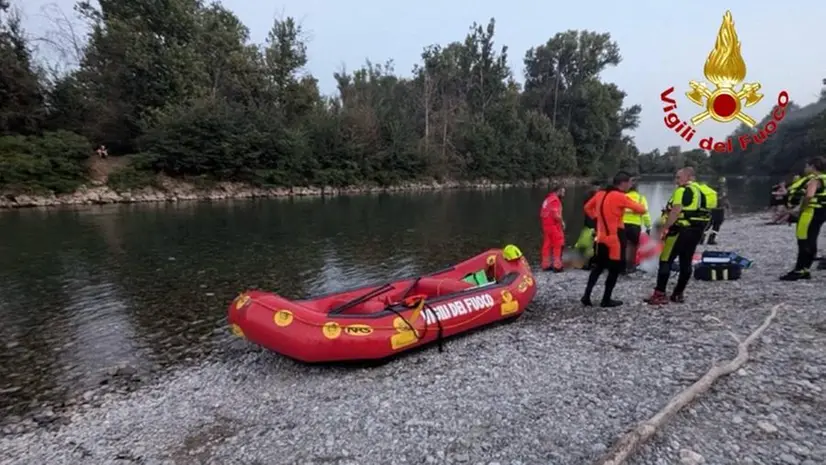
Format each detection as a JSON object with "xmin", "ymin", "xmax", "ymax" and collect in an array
[{"xmin": 0, "ymin": 177, "xmax": 773, "ymax": 417}]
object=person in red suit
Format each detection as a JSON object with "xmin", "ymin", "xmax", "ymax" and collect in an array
[{"xmin": 540, "ymin": 184, "xmax": 566, "ymax": 271}]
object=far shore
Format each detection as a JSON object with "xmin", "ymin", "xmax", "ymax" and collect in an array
[
  {"xmin": 0, "ymin": 173, "xmax": 769, "ymax": 210},
  {"xmin": 0, "ymin": 177, "xmax": 593, "ymax": 210}
]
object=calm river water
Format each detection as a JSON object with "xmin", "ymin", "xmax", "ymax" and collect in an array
[{"xmin": 0, "ymin": 178, "xmax": 772, "ymax": 416}]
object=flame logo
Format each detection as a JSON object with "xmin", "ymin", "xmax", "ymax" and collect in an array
[
  {"xmin": 703, "ymin": 11, "xmax": 746, "ymax": 88},
  {"xmin": 685, "ymin": 11, "xmax": 764, "ymax": 127}
]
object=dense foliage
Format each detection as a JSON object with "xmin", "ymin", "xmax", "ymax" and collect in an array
[
  {"xmin": 639, "ymin": 84, "xmax": 826, "ymax": 177},
  {"xmin": 1, "ymin": 0, "xmax": 645, "ymax": 193},
  {"xmin": 3, "ymin": 1, "xmax": 824, "ymax": 195}
]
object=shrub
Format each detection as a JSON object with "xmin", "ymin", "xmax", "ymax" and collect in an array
[
  {"xmin": 107, "ymin": 167, "xmax": 159, "ymax": 192},
  {"xmin": 0, "ymin": 130, "xmax": 92, "ymax": 194}
]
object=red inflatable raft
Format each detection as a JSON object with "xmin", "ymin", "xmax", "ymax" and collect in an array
[{"xmin": 227, "ymin": 245, "xmax": 537, "ymax": 363}]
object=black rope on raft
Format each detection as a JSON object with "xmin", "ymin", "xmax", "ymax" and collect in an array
[
  {"xmin": 425, "ymin": 303, "xmax": 444, "ymax": 353},
  {"xmin": 384, "ymin": 298, "xmax": 445, "ymax": 354}
]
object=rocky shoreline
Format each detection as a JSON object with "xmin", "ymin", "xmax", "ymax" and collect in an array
[
  {"xmin": 0, "ymin": 177, "xmax": 590, "ymax": 209},
  {"xmin": 1, "ymin": 362, "xmax": 147, "ymax": 437},
  {"xmin": 1, "ymin": 214, "xmax": 823, "ymax": 465}
]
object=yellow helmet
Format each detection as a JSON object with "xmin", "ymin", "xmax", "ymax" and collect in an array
[{"xmin": 502, "ymin": 244, "xmax": 523, "ymax": 261}]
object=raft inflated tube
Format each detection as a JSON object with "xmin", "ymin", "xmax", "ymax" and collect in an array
[{"xmin": 226, "ymin": 247, "xmax": 538, "ymax": 363}]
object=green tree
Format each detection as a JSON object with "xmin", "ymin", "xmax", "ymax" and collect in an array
[
  {"xmin": 73, "ymin": 0, "xmax": 206, "ymax": 151},
  {"xmin": 0, "ymin": 4, "xmax": 45, "ymax": 135},
  {"xmin": 2, "ymin": 4, "xmax": 658, "ymax": 195},
  {"xmin": 523, "ymin": 30, "xmax": 640, "ymax": 175}
]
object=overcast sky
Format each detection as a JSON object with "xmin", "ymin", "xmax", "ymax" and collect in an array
[{"xmin": 15, "ymin": 0, "xmax": 825, "ymax": 153}]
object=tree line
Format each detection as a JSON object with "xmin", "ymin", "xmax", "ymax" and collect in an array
[
  {"xmin": 0, "ymin": 0, "xmax": 643, "ymax": 194},
  {"xmin": 638, "ymin": 81, "xmax": 826, "ymax": 177},
  {"xmin": 3, "ymin": 1, "xmax": 823, "ymax": 196}
]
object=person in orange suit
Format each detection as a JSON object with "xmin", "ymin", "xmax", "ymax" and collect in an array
[
  {"xmin": 539, "ymin": 184, "xmax": 566, "ymax": 272},
  {"xmin": 581, "ymin": 172, "xmax": 647, "ymax": 307}
]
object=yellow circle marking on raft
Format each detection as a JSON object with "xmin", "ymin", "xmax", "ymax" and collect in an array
[
  {"xmin": 235, "ymin": 294, "xmax": 251, "ymax": 310},
  {"xmin": 322, "ymin": 322, "xmax": 341, "ymax": 339},
  {"xmin": 273, "ymin": 310, "xmax": 293, "ymax": 327},
  {"xmin": 230, "ymin": 324, "xmax": 245, "ymax": 338}
]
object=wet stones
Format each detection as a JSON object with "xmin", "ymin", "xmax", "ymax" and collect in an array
[
  {"xmin": 0, "ymin": 362, "xmax": 148, "ymax": 439},
  {"xmin": 679, "ymin": 449, "xmax": 705, "ymax": 465},
  {"xmin": 757, "ymin": 421, "xmax": 779, "ymax": 434}
]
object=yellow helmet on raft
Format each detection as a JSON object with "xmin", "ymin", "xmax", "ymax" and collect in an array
[{"xmin": 502, "ymin": 244, "xmax": 523, "ymax": 261}]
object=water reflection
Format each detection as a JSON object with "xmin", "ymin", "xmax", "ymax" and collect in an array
[
  {"xmin": 56, "ymin": 276, "xmax": 145, "ymax": 391},
  {"xmin": 0, "ymin": 178, "xmax": 772, "ymax": 415}
]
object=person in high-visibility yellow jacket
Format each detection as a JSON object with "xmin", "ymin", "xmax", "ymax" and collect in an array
[
  {"xmin": 622, "ymin": 184, "xmax": 651, "ymax": 273},
  {"xmin": 697, "ymin": 182, "xmax": 720, "ymax": 244},
  {"xmin": 781, "ymin": 157, "xmax": 826, "ymax": 280},
  {"xmin": 645, "ymin": 167, "xmax": 709, "ymax": 305}
]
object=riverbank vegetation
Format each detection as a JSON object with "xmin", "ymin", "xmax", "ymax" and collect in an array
[
  {"xmin": 1, "ymin": 0, "xmax": 643, "ymax": 195},
  {"xmin": 3, "ymin": 2, "xmax": 825, "ymax": 197},
  {"xmin": 638, "ymin": 83, "xmax": 826, "ymax": 176}
]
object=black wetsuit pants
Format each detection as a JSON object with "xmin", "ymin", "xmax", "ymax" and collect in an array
[
  {"xmin": 656, "ymin": 227, "xmax": 703, "ymax": 296},
  {"xmin": 584, "ymin": 231, "xmax": 627, "ymax": 303},
  {"xmin": 794, "ymin": 208, "xmax": 826, "ymax": 271}
]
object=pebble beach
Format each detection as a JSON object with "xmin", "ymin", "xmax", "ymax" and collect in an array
[{"xmin": 1, "ymin": 214, "xmax": 824, "ymax": 465}]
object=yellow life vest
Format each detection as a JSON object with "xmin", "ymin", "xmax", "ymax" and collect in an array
[
  {"xmin": 798, "ymin": 173, "xmax": 826, "ymax": 209},
  {"xmin": 786, "ymin": 174, "xmax": 814, "ymax": 207},
  {"xmin": 814, "ymin": 174, "xmax": 826, "ymax": 208},
  {"xmin": 664, "ymin": 182, "xmax": 709, "ymax": 228},
  {"xmin": 622, "ymin": 191, "xmax": 650, "ymax": 226},
  {"xmin": 697, "ymin": 183, "xmax": 718, "ymax": 209}
]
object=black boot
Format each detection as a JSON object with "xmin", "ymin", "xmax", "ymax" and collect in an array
[{"xmin": 780, "ymin": 269, "xmax": 811, "ymax": 281}]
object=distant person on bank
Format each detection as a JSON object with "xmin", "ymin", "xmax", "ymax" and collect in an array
[
  {"xmin": 539, "ymin": 184, "xmax": 566, "ymax": 272},
  {"xmin": 768, "ymin": 178, "xmax": 792, "ymax": 224}
]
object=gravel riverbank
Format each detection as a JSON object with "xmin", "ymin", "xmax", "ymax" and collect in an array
[{"xmin": 1, "ymin": 214, "xmax": 824, "ymax": 465}]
